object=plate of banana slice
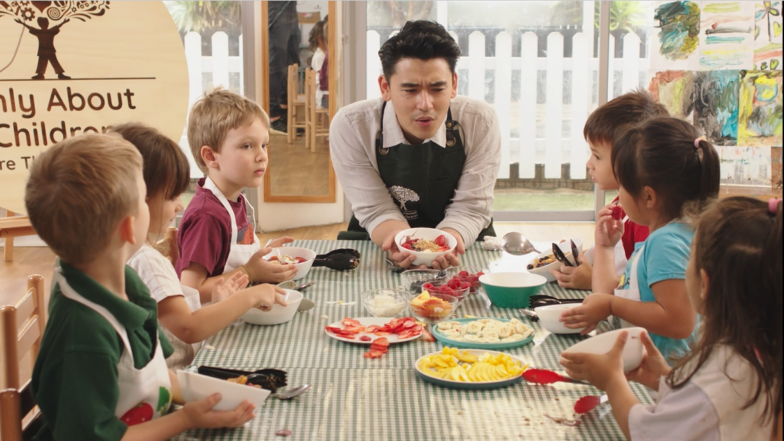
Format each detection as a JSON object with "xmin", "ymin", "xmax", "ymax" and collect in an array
[{"xmin": 431, "ymin": 317, "xmax": 535, "ymax": 350}]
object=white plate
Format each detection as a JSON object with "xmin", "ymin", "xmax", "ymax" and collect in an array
[{"xmin": 324, "ymin": 317, "xmax": 422, "ymax": 344}]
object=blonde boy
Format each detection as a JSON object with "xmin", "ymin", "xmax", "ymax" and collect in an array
[
  {"xmin": 27, "ymin": 134, "xmax": 254, "ymax": 440},
  {"xmin": 176, "ymin": 88, "xmax": 296, "ymax": 300}
]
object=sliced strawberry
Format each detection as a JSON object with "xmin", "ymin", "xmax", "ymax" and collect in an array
[
  {"xmin": 372, "ymin": 337, "xmax": 390, "ymax": 347},
  {"xmin": 359, "ymin": 335, "xmax": 372, "ymax": 342},
  {"xmin": 295, "ymin": 257, "xmax": 308, "ymax": 264},
  {"xmin": 365, "ymin": 325, "xmax": 381, "ymax": 333},
  {"xmin": 325, "ymin": 326, "xmax": 343, "ymax": 334},
  {"xmin": 434, "ymin": 235, "xmax": 446, "ymax": 247},
  {"xmin": 342, "ymin": 318, "xmax": 361, "ymax": 327},
  {"xmin": 373, "ymin": 331, "xmax": 392, "ymax": 336},
  {"xmin": 421, "ymin": 329, "xmax": 436, "ymax": 342}
]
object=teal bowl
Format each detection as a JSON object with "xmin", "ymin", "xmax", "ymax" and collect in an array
[{"xmin": 479, "ymin": 272, "xmax": 547, "ymax": 309}]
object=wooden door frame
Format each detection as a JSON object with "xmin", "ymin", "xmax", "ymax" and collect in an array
[{"xmin": 262, "ymin": 1, "xmax": 337, "ymax": 203}]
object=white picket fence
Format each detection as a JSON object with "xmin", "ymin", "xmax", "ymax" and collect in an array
[
  {"xmin": 179, "ymin": 31, "xmax": 244, "ymax": 177},
  {"xmin": 367, "ymin": 30, "xmax": 651, "ymax": 180}
]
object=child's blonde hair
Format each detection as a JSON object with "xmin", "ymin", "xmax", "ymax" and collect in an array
[
  {"xmin": 187, "ymin": 87, "xmax": 269, "ymax": 173},
  {"xmin": 25, "ymin": 133, "xmax": 143, "ymax": 265}
]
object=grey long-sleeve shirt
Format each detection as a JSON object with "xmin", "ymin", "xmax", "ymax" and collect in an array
[{"xmin": 329, "ymin": 96, "xmax": 501, "ymax": 248}]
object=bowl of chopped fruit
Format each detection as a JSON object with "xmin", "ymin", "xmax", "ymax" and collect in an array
[
  {"xmin": 394, "ymin": 228, "xmax": 457, "ymax": 267},
  {"xmin": 264, "ymin": 247, "xmax": 317, "ymax": 281}
]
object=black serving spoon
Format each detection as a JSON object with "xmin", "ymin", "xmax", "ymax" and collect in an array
[{"xmin": 552, "ymin": 243, "xmax": 573, "ymax": 267}]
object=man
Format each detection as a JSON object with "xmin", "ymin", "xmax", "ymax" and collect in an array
[
  {"xmin": 267, "ymin": 1, "xmax": 300, "ymax": 134},
  {"xmin": 330, "ymin": 20, "xmax": 500, "ymax": 270}
]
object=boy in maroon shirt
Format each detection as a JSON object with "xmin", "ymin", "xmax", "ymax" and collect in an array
[
  {"xmin": 552, "ymin": 90, "xmax": 668, "ymax": 291},
  {"xmin": 177, "ymin": 89, "xmax": 297, "ymax": 302}
]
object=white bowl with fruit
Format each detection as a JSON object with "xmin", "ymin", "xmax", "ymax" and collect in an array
[
  {"xmin": 394, "ymin": 228, "xmax": 457, "ymax": 267},
  {"xmin": 264, "ymin": 247, "xmax": 317, "ymax": 281}
]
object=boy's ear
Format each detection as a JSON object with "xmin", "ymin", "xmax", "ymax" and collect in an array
[
  {"xmin": 200, "ymin": 145, "xmax": 219, "ymax": 170},
  {"xmin": 118, "ymin": 215, "xmax": 137, "ymax": 245}
]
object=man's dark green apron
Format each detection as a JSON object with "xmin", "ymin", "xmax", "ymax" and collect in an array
[{"xmin": 338, "ymin": 102, "xmax": 495, "ymax": 241}]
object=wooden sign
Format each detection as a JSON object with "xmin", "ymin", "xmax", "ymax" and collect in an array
[{"xmin": 0, "ymin": 1, "xmax": 189, "ymax": 215}]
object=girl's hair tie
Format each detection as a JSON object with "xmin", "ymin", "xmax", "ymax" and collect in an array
[
  {"xmin": 769, "ymin": 198, "xmax": 782, "ymax": 215},
  {"xmin": 693, "ymin": 136, "xmax": 705, "ymax": 162}
]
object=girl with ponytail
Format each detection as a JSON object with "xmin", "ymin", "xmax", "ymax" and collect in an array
[
  {"xmin": 560, "ymin": 117, "xmax": 720, "ymax": 363},
  {"xmin": 560, "ymin": 197, "xmax": 782, "ymax": 441}
]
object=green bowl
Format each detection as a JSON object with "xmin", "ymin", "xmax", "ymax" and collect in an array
[{"xmin": 479, "ymin": 273, "xmax": 547, "ymax": 309}]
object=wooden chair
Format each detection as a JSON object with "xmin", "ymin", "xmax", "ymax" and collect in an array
[
  {"xmin": 154, "ymin": 227, "xmax": 179, "ymax": 267},
  {"xmin": 286, "ymin": 63, "xmax": 306, "ymax": 144},
  {"xmin": 0, "ymin": 210, "xmax": 35, "ymax": 263},
  {"xmin": 2, "ymin": 275, "xmax": 46, "ymax": 391},
  {"xmin": 0, "ymin": 380, "xmax": 43, "ymax": 441},
  {"xmin": 304, "ymin": 68, "xmax": 330, "ymax": 152}
]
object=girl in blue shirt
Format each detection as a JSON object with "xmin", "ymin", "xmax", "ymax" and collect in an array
[{"xmin": 560, "ymin": 117, "xmax": 720, "ymax": 362}]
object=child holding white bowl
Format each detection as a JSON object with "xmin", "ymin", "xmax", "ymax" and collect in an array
[{"xmin": 560, "ymin": 197, "xmax": 783, "ymax": 441}]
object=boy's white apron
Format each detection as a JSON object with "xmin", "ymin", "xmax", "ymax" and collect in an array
[
  {"xmin": 612, "ymin": 244, "xmax": 644, "ymax": 329},
  {"xmin": 53, "ymin": 264, "xmax": 172, "ymax": 424},
  {"xmin": 203, "ymin": 177, "xmax": 260, "ymax": 273}
]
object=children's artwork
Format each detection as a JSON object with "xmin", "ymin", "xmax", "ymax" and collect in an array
[
  {"xmin": 699, "ymin": 2, "xmax": 755, "ymax": 70},
  {"xmin": 772, "ymin": 146, "xmax": 783, "ymax": 192},
  {"xmin": 652, "ymin": 1, "xmax": 702, "ymax": 70},
  {"xmin": 648, "ymin": 70, "xmax": 695, "ymax": 119},
  {"xmin": 754, "ymin": 1, "xmax": 783, "ymax": 70},
  {"xmin": 693, "ymin": 70, "xmax": 740, "ymax": 145},
  {"xmin": 718, "ymin": 146, "xmax": 772, "ymax": 187},
  {"xmin": 738, "ymin": 70, "xmax": 783, "ymax": 146}
]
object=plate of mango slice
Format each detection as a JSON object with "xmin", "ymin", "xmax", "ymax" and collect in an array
[{"xmin": 415, "ymin": 347, "xmax": 529, "ymax": 390}]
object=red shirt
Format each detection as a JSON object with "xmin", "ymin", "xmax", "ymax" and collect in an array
[
  {"xmin": 613, "ymin": 196, "xmax": 650, "ymax": 259},
  {"xmin": 176, "ymin": 178, "xmax": 255, "ymax": 277}
]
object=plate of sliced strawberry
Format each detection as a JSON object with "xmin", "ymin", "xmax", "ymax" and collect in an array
[{"xmin": 324, "ymin": 317, "xmax": 424, "ymax": 344}]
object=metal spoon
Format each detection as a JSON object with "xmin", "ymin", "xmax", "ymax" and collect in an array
[
  {"xmin": 501, "ymin": 232, "xmax": 540, "ymax": 255},
  {"xmin": 278, "ymin": 281, "xmax": 316, "ymax": 291},
  {"xmin": 271, "ymin": 384, "xmax": 312, "ymax": 400}
]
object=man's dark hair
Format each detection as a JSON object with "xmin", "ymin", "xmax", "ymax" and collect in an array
[{"xmin": 378, "ymin": 20, "xmax": 461, "ymax": 80}]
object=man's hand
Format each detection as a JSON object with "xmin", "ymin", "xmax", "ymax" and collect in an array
[
  {"xmin": 381, "ymin": 230, "xmax": 419, "ymax": 269},
  {"xmin": 559, "ymin": 293, "xmax": 614, "ymax": 334}
]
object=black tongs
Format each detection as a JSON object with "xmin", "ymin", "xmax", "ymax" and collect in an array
[
  {"xmin": 312, "ymin": 248, "xmax": 360, "ymax": 271},
  {"xmin": 197, "ymin": 366, "xmax": 287, "ymax": 392},
  {"xmin": 552, "ymin": 243, "xmax": 573, "ymax": 267},
  {"xmin": 570, "ymin": 240, "xmax": 581, "ymax": 265}
]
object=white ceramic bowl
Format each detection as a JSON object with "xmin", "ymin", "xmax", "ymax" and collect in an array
[
  {"xmin": 527, "ymin": 239, "xmax": 583, "ymax": 282},
  {"xmin": 562, "ymin": 327, "xmax": 645, "ymax": 373},
  {"xmin": 534, "ymin": 304, "xmax": 585, "ymax": 334},
  {"xmin": 241, "ymin": 289, "xmax": 303, "ymax": 325},
  {"xmin": 265, "ymin": 247, "xmax": 317, "ymax": 281},
  {"xmin": 176, "ymin": 370, "xmax": 270, "ymax": 411},
  {"xmin": 394, "ymin": 228, "xmax": 457, "ymax": 267}
]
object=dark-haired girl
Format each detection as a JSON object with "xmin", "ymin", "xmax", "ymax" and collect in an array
[
  {"xmin": 560, "ymin": 117, "xmax": 720, "ymax": 362},
  {"xmin": 560, "ymin": 197, "xmax": 782, "ymax": 440}
]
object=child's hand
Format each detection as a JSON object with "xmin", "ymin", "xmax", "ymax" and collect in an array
[
  {"xmin": 250, "ymin": 283, "xmax": 288, "ymax": 311},
  {"xmin": 211, "ymin": 272, "xmax": 250, "ymax": 304},
  {"xmin": 559, "ymin": 330, "xmax": 629, "ymax": 390},
  {"xmin": 550, "ymin": 253, "xmax": 592, "ymax": 290},
  {"xmin": 247, "ymin": 248, "xmax": 298, "ymax": 283},
  {"xmin": 180, "ymin": 393, "xmax": 256, "ymax": 429},
  {"xmin": 559, "ymin": 293, "xmax": 614, "ymax": 334},
  {"xmin": 595, "ymin": 202, "xmax": 624, "ymax": 249},
  {"xmin": 265, "ymin": 236, "xmax": 295, "ymax": 248},
  {"xmin": 626, "ymin": 330, "xmax": 671, "ymax": 391}
]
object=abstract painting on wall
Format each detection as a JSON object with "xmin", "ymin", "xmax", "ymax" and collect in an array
[
  {"xmin": 699, "ymin": 2, "xmax": 755, "ymax": 70},
  {"xmin": 738, "ymin": 70, "xmax": 783, "ymax": 146},
  {"xmin": 718, "ymin": 146, "xmax": 772, "ymax": 187},
  {"xmin": 653, "ymin": 1, "xmax": 702, "ymax": 70},
  {"xmin": 772, "ymin": 146, "xmax": 783, "ymax": 192},
  {"xmin": 754, "ymin": 1, "xmax": 783, "ymax": 70},
  {"xmin": 648, "ymin": 70, "xmax": 695, "ymax": 119},
  {"xmin": 693, "ymin": 70, "xmax": 740, "ymax": 145}
]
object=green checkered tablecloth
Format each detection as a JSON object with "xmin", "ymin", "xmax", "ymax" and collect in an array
[{"xmin": 175, "ymin": 240, "xmax": 652, "ymax": 441}]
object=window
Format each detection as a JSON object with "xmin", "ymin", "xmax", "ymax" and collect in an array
[{"xmin": 165, "ymin": 1, "xmax": 244, "ymax": 208}]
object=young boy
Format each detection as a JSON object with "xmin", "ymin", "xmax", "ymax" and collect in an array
[
  {"xmin": 176, "ymin": 88, "xmax": 296, "ymax": 301},
  {"xmin": 26, "ymin": 134, "xmax": 255, "ymax": 440},
  {"xmin": 551, "ymin": 90, "xmax": 668, "ymax": 291}
]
